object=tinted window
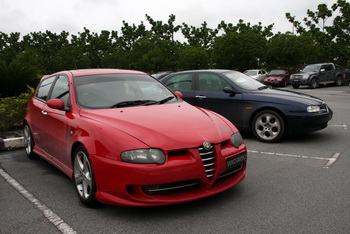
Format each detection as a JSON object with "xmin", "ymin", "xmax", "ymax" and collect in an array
[
  {"xmin": 50, "ymin": 75, "xmax": 70, "ymax": 107},
  {"xmin": 36, "ymin": 76, "xmax": 55, "ymax": 101},
  {"xmin": 197, "ymin": 73, "xmax": 230, "ymax": 92},
  {"xmin": 164, "ymin": 74, "xmax": 192, "ymax": 91}
]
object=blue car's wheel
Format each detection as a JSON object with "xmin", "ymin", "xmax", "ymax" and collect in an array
[{"xmin": 252, "ymin": 110, "xmax": 285, "ymax": 143}]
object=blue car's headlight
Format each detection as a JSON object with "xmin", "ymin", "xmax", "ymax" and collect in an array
[
  {"xmin": 231, "ymin": 132, "xmax": 243, "ymax": 148},
  {"xmin": 307, "ymin": 106, "xmax": 321, "ymax": 113},
  {"xmin": 121, "ymin": 149, "xmax": 165, "ymax": 164}
]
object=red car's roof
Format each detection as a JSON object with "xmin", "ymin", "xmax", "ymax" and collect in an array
[{"xmin": 50, "ymin": 69, "xmax": 146, "ymax": 77}]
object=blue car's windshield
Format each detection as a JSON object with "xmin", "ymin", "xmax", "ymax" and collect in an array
[{"xmin": 223, "ymin": 71, "xmax": 266, "ymax": 91}]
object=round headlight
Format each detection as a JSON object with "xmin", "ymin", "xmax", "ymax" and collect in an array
[
  {"xmin": 231, "ymin": 132, "xmax": 243, "ymax": 148},
  {"xmin": 121, "ymin": 149, "xmax": 165, "ymax": 164}
]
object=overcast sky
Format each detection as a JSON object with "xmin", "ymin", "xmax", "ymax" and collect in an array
[{"xmin": 0, "ymin": 0, "xmax": 338, "ymax": 38}]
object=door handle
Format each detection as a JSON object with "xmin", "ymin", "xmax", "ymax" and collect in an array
[
  {"xmin": 195, "ymin": 95, "xmax": 206, "ymax": 99},
  {"xmin": 41, "ymin": 110, "xmax": 48, "ymax": 115}
]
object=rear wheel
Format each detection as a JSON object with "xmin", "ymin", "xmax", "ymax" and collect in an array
[
  {"xmin": 252, "ymin": 110, "xmax": 285, "ymax": 143},
  {"xmin": 335, "ymin": 76, "xmax": 342, "ymax": 86},
  {"xmin": 73, "ymin": 146, "xmax": 98, "ymax": 207},
  {"xmin": 23, "ymin": 124, "xmax": 37, "ymax": 159}
]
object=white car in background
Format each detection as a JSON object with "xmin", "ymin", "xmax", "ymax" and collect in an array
[{"xmin": 244, "ymin": 69, "xmax": 267, "ymax": 83}]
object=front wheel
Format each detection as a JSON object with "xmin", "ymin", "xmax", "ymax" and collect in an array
[
  {"xmin": 309, "ymin": 79, "xmax": 318, "ymax": 89},
  {"xmin": 73, "ymin": 146, "xmax": 98, "ymax": 207},
  {"xmin": 292, "ymin": 84, "xmax": 300, "ymax": 89},
  {"xmin": 252, "ymin": 110, "xmax": 285, "ymax": 143}
]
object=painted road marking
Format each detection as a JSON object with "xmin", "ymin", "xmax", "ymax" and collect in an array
[
  {"xmin": 0, "ymin": 168, "xmax": 76, "ymax": 234},
  {"xmin": 322, "ymin": 153, "xmax": 342, "ymax": 169},
  {"xmin": 329, "ymin": 123, "xmax": 348, "ymax": 130},
  {"xmin": 247, "ymin": 150, "xmax": 341, "ymax": 169}
]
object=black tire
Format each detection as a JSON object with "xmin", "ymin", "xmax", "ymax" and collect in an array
[
  {"xmin": 292, "ymin": 84, "xmax": 299, "ymax": 89},
  {"xmin": 252, "ymin": 110, "xmax": 285, "ymax": 143},
  {"xmin": 282, "ymin": 80, "xmax": 287, "ymax": 87},
  {"xmin": 73, "ymin": 145, "xmax": 98, "ymax": 207},
  {"xmin": 335, "ymin": 76, "xmax": 342, "ymax": 86},
  {"xmin": 23, "ymin": 124, "xmax": 37, "ymax": 159},
  {"xmin": 309, "ymin": 79, "xmax": 318, "ymax": 89}
]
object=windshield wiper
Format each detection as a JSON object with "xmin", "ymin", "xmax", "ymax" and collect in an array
[
  {"xmin": 258, "ymin": 85, "xmax": 268, "ymax": 90},
  {"xmin": 154, "ymin": 96, "xmax": 175, "ymax": 104},
  {"xmin": 111, "ymin": 97, "xmax": 175, "ymax": 108},
  {"xmin": 111, "ymin": 100, "xmax": 156, "ymax": 108}
]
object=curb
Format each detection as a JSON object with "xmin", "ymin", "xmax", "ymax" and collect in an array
[{"xmin": 0, "ymin": 137, "xmax": 25, "ymax": 151}]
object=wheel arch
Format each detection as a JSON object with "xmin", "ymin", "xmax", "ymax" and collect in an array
[{"xmin": 71, "ymin": 141, "xmax": 85, "ymax": 165}]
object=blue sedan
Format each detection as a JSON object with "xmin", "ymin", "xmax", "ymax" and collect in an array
[{"xmin": 160, "ymin": 69, "xmax": 333, "ymax": 142}]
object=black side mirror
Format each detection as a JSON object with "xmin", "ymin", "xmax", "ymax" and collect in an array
[{"xmin": 223, "ymin": 87, "xmax": 237, "ymax": 94}]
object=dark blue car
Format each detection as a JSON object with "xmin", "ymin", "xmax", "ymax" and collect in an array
[{"xmin": 160, "ymin": 69, "xmax": 333, "ymax": 143}]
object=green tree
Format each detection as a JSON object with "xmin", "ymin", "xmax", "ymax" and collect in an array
[
  {"xmin": 21, "ymin": 30, "xmax": 70, "ymax": 73},
  {"xmin": 178, "ymin": 45, "xmax": 210, "ymax": 70},
  {"xmin": 0, "ymin": 60, "xmax": 38, "ymax": 98},
  {"xmin": 181, "ymin": 22, "xmax": 218, "ymax": 49},
  {"xmin": 52, "ymin": 45, "xmax": 90, "ymax": 70},
  {"xmin": 212, "ymin": 30, "xmax": 267, "ymax": 70},
  {"xmin": 0, "ymin": 32, "xmax": 22, "ymax": 64},
  {"xmin": 266, "ymin": 32, "xmax": 321, "ymax": 71},
  {"xmin": 286, "ymin": 0, "xmax": 350, "ymax": 66}
]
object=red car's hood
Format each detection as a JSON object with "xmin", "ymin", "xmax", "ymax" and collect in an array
[{"xmin": 79, "ymin": 102, "xmax": 235, "ymax": 149}]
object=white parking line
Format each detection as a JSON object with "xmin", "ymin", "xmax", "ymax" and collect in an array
[
  {"xmin": 329, "ymin": 123, "xmax": 348, "ymax": 130},
  {"xmin": 0, "ymin": 168, "xmax": 76, "ymax": 234},
  {"xmin": 322, "ymin": 153, "xmax": 341, "ymax": 169},
  {"xmin": 247, "ymin": 150, "xmax": 341, "ymax": 169}
]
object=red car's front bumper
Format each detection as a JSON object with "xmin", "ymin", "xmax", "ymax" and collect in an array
[{"xmin": 90, "ymin": 144, "xmax": 247, "ymax": 206}]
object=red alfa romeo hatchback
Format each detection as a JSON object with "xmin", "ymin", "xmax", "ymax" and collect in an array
[{"xmin": 24, "ymin": 69, "xmax": 247, "ymax": 207}]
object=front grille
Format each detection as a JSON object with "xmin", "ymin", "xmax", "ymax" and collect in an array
[
  {"xmin": 198, "ymin": 145, "xmax": 215, "ymax": 180},
  {"xmin": 142, "ymin": 180, "xmax": 200, "ymax": 195}
]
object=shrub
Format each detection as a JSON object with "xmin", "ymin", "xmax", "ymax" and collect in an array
[{"xmin": 0, "ymin": 87, "xmax": 34, "ymax": 131}]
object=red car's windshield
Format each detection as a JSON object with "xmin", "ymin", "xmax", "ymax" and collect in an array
[{"xmin": 74, "ymin": 74, "xmax": 177, "ymax": 109}]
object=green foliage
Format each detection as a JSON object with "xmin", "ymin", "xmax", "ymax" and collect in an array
[
  {"xmin": 266, "ymin": 32, "xmax": 321, "ymax": 71},
  {"xmin": 0, "ymin": 60, "xmax": 39, "ymax": 98},
  {"xmin": 0, "ymin": 2, "xmax": 349, "ymax": 79},
  {"xmin": 0, "ymin": 87, "xmax": 34, "ymax": 131},
  {"xmin": 178, "ymin": 46, "xmax": 209, "ymax": 70},
  {"xmin": 286, "ymin": 0, "xmax": 350, "ymax": 67},
  {"xmin": 212, "ymin": 30, "xmax": 267, "ymax": 71}
]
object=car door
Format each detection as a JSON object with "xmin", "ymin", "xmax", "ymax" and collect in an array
[
  {"xmin": 163, "ymin": 72, "xmax": 197, "ymax": 103},
  {"xmin": 191, "ymin": 72, "xmax": 244, "ymax": 126},
  {"xmin": 31, "ymin": 75, "xmax": 57, "ymax": 154},
  {"xmin": 319, "ymin": 64, "xmax": 332, "ymax": 83},
  {"xmin": 40, "ymin": 75, "xmax": 71, "ymax": 166}
]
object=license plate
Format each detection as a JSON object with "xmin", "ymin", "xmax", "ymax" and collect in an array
[{"xmin": 226, "ymin": 152, "xmax": 247, "ymax": 170}]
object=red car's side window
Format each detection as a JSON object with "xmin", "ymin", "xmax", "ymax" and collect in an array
[{"xmin": 35, "ymin": 76, "xmax": 56, "ymax": 101}]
